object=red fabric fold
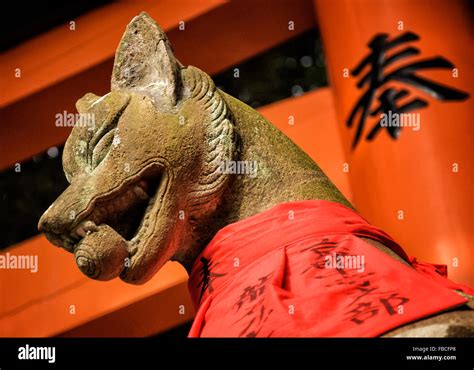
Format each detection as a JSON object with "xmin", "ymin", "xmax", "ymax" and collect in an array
[{"xmin": 187, "ymin": 200, "xmax": 473, "ymax": 337}]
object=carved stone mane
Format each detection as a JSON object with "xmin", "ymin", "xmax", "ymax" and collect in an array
[{"xmin": 182, "ymin": 67, "xmax": 236, "ymax": 215}]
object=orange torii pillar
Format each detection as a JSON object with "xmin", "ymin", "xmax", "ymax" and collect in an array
[{"xmin": 314, "ymin": 0, "xmax": 473, "ymax": 286}]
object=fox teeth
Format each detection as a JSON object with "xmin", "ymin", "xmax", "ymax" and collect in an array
[
  {"xmin": 133, "ymin": 186, "xmax": 149, "ymax": 200},
  {"xmin": 83, "ymin": 221, "xmax": 98, "ymax": 232},
  {"xmin": 74, "ymin": 220, "xmax": 98, "ymax": 238},
  {"xmin": 76, "ymin": 227, "xmax": 86, "ymax": 237}
]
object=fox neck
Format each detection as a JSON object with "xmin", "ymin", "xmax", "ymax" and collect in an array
[{"xmin": 172, "ymin": 91, "xmax": 351, "ymax": 271}]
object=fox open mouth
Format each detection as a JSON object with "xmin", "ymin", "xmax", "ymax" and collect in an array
[{"xmin": 59, "ymin": 166, "xmax": 164, "ymax": 255}]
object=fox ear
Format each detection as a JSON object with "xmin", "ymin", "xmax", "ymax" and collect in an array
[
  {"xmin": 75, "ymin": 93, "xmax": 100, "ymax": 113},
  {"xmin": 111, "ymin": 12, "xmax": 182, "ymax": 108}
]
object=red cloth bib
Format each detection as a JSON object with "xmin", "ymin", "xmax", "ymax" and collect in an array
[{"xmin": 187, "ymin": 200, "xmax": 473, "ymax": 337}]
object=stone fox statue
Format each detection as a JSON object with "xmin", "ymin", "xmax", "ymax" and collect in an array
[{"xmin": 38, "ymin": 13, "xmax": 473, "ymax": 337}]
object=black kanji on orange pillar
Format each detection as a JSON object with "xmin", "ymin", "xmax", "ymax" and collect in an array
[{"xmin": 347, "ymin": 31, "xmax": 469, "ymax": 149}]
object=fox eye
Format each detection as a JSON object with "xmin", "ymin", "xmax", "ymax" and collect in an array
[
  {"xmin": 92, "ymin": 128, "xmax": 116, "ymax": 168},
  {"xmin": 88, "ymin": 99, "xmax": 129, "ymax": 170}
]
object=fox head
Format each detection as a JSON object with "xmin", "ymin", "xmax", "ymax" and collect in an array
[{"xmin": 38, "ymin": 12, "xmax": 237, "ymax": 284}]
